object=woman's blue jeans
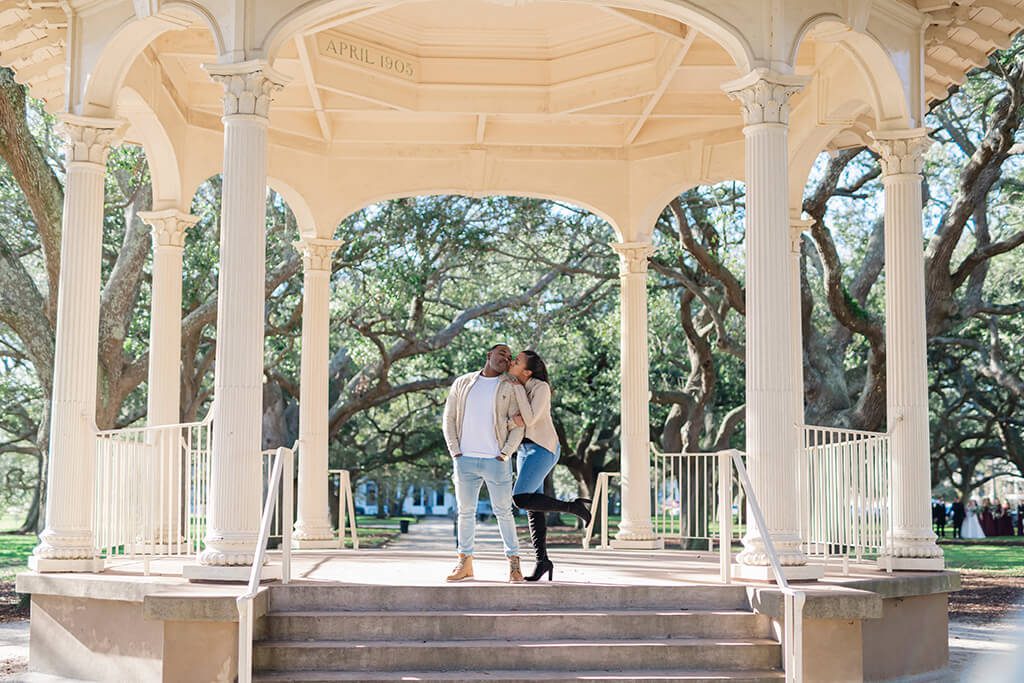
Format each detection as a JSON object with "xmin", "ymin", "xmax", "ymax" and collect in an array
[{"xmin": 513, "ymin": 442, "xmax": 559, "ymax": 497}]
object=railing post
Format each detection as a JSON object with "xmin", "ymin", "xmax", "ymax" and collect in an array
[
  {"xmin": 237, "ymin": 597, "xmax": 252, "ymax": 683},
  {"xmin": 718, "ymin": 452, "xmax": 732, "ymax": 584},
  {"xmin": 283, "ymin": 446, "xmax": 293, "ymax": 584}
]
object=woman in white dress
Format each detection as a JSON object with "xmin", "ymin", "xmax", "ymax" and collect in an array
[{"xmin": 961, "ymin": 499, "xmax": 986, "ymax": 539}]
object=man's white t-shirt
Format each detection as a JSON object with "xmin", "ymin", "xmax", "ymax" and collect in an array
[{"xmin": 459, "ymin": 375, "xmax": 501, "ymax": 458}]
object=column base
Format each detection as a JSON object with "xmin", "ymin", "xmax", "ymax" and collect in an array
[
  {"xmin": 183, "ymin": 563, "xmax": 282, "ymax": 583},
  {"xmin": 292, "ymin": 539, "xmax": 339, "ymax": 550},
  {"xmin": 28, "ymin": 556, "xmax": 104, "ymax": 573},
  {"xmin": 611, "ymin": 538, "xmax": 665, "ymax": 550},
  {"xmin": 876, "ymin": 556, "xmax": 945, "ymax": 572},
  {"xmin": 731, "ymin": 563, "xmax": 824, "ymax": 582}
]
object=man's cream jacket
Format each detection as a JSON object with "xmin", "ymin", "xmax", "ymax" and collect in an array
[{"xmin": 442, "ymin": 371, "xmax": 524, "ymax": 458}]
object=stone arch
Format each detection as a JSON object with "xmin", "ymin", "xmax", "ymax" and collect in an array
[
  {"xmin": 790, "ymin": 15, "xmax": 913, "ymax": 131},
  {"xmin": 331, "ymin": 189, "xmax": 624, "ymax": 243},
  {"xmin": 116, "ymin": 86, "xmax": 184, "ymax": 211},
  {"xmin": 79, "ymin": 3, "xmax": 224, "ymax": 116},
  {"xmin": 268, "ymin": 176, "xmax": 319, "ymax": 238},
  {"xmin": 260, "ymin": 0, "xmax": 755, "ymax": 72}
]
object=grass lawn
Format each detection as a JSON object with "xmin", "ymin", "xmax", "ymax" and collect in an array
[
  {"xmin": 0, "ymin": 534, "xmax": 35, "ymax": 582},
  {"xmin": 939, "ymin": 538, "xmax": 1024, "ymax": 574}
]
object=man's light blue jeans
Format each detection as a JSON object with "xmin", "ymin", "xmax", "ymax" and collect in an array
[{"xmin": 452, "ymin": 456, "xmax": 520, "ymax": 557}]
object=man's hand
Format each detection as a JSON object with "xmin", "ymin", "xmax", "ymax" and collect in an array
[
  {"xmin": 512, "ymin": 415, "xmax": 525, "ymax": 428},
  {"xmin": 453, "ymin": 453, "xmax": 462, "ymax": 458}
]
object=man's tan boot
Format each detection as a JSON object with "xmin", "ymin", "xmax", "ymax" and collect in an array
[
  {"xmin": 446, "ymin": 554, "xmax": 474, "ymax": 582},
  {"xmin": 508, "ymin": 555, "xmax": 525, "ymax": 583}
]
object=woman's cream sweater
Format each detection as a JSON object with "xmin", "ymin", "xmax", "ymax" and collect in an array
[{"xmin": 510, "ymin": 377, "xmax": 559, "ymax": 455}]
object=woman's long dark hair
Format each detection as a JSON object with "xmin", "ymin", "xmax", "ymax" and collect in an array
[{"xmin": 521, "ymin": 349, "xmax": 550, "ymax": 384}]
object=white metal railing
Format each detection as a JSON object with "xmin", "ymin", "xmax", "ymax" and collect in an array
[
  {"xmin": 238, "ymin": 444, "xmax": 295, "ymax": 683},
  {"xmin": 328, "ymin": 469, "xmax": 360, "ymax": 549},
  {"xmin": 721, "ymin": 449, "xmax": 806, "ymax": 683},
  {"xmin": 582, "ymin": 471, "xmax": 618, "ymax": 549},
  {"xmin": 800, "ymin": 424, "xmax": 893, "ymax": 573},
  {"xmin": 653, "ymin": 449, "xmax": 745, "ymax": 552},
  {"xmin": 93, "ymin": 410, "xmax": 213, "ymax": 571}
]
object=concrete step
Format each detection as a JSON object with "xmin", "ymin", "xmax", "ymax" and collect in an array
[
  {"xmin": 265, "ymin": 609, "xmax": 772, "ymax": 641},
  {"xmin": 253, "ymin": 670, "xmax": 786, "ymax": 682},
  {"xmin": 268, "ymin": 583, "xmax": 752, "ymax": 612},
  {"xmin": 252, "ymin": 638, "xmax": 782, "ymax": 673}
]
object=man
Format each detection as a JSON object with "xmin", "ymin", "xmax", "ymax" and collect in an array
[
  {"xmin": 442, "ymin": 343, "xmax": 525, "ymax": 582},
  {"xmin": 951, "ymin": 497, "xmax": 965, "ymax": 539},
  {"xmin": 932, "ymin": 498, "xmax": 947, "ymax": 538}
]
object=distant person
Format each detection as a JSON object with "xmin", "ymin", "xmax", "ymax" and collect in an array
[
  {"xmin": 961, "ymin": 500, "xmax": 986, "ymax": 540},
  {"xmin": 1017, "ymin": 502, "xmax": 1024, "ymax": 536},
  {"xmin": 507, "ymin": 349, "xmax": 591, "ymax": 582},
  {"xmin": 932, "ymin": 499, "xmax": 947, "ymax": 538},
  {"xmin": 981, "ymin": 497, "xmax": 995, "ymax": 536},
  {"xmin": 951, "ymin": 497, "xmax": 965, "ymax": 539},
  {"xmin": 441, "ymin": 343, "xmax": 525, "ymax": 583},
  {"xmin": 997, "ymin": 502, "xmax": 1014, "ymax": 536}
]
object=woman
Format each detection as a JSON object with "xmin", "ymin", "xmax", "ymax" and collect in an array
[
  {"xmin": 961, "ymin": 499, "xmax": 986, "ymax": 540},
  {"xmin": 507, "ymin": 350, "xmax": 591, "ymax": 581}
]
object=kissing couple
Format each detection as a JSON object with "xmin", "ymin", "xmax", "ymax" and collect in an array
[{"xmin": 441, "ymin": 343, "xmax": 592, "ymax": 582}]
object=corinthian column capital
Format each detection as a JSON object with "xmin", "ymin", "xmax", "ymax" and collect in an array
[
  {"xmin": 294, "ymin": 238, "xmax": 342, "ymax": 272},
  {"xmin": 869, "ymin": 129, "xmax": 932, "ymax": 176},
  {"xmin": 203, "ymin": 60, "xmax": 289, "ymax": 118},
  {"xmin": 611, "ymin": 242, "xmax": 654, "ymax": 276},
  {"xmin": 57, "ymin": 115, "xmax": 127, "ymax": 165},
  {"xmin": 722, "ymin": 69, "xmax": 808, "ymax": 126},
  {"xmin": 138, "ymin": 209, "xmax": 199, "ymax": 249}
]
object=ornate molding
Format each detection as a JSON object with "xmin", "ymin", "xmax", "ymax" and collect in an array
[
  {"xmin": 869, "ymin": 129, "xmax": 932, "ymax": 176},
  {"xmin": 33, "ymin": 528, "xmax": 94, "ymax": 560},
  {"xmin": 138, "ymin": 209, "xmax": 199, "ymax": 248},
  {"xmin": 722, "ymin": 69, "xmax": 808, "ymax": 126},
  {"xmin": 57, "ymin": 115, "xmax": 126, "ymax": 165},
  {"xmin": 203, "ymin": 60, "xmax": 289, "ymax": 118},
  {"xmin": 789, "ymin": 217, "xmax": 814, "ymax": 255},
  {"xmin": 294, "ymin": 238, "xmax": 342, "ymax": 272},
  {"xmin": 611, "ymin": 242, "xmax": 654, "ymax": 276}
]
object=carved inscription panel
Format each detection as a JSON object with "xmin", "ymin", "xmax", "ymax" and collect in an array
[{"xmin": 317, "ymin": 34, "xmax": 418, "ymax": 81}]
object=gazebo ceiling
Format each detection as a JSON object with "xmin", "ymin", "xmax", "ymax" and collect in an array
[
  {"xmin": 1, "ymin": 0, "xmax": 1024, "ymax": 145},
  {"xmin": 146, "ymin": 2, "xmax": 750, "ymax": 151}
]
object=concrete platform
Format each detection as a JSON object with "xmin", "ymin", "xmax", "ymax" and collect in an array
[{"xmin": 13, "ymin": 527, "xmax": 962, "ymax": 682}]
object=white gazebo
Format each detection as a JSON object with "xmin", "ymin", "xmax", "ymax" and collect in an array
[
  {"xmin": 9, "ymin": 0, "xmax": 1019, "ymax": 576},
  {"xmin": 5, "ymin": 0, "xmax": 1023, "ymax": 678}
]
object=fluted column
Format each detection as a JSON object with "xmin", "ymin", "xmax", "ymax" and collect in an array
[
  {"xmin": 185, "ymin": 61, "xmax": 287, "ymax": 580},
  {"xmin": 870, "ymin": 129, "xmax": 944, "ymax": 570},
  {"xmin": 790, "ymin": 215, "xmax": 813, "ymax": 425},
  {"xmin": 139, "ymin": 210, "xmax": 198, "ymax": 426},
  {"xmin": 293, "ymin": 238, "xmax": 341, "ymax": 549},
  {"xmin": 611, "ymin": 241, "xmax": 663, "ymax": 549},
  {"xmin": 137, "ymin": 210, "xmax": 197, "ymax": 548},
  {"xmin": 31, "ymin": 116, "xmax": 125, "ymax": 572},
  {"xmin": 723, "ymin": 70, "xmax": 820, "ymax": 579}
]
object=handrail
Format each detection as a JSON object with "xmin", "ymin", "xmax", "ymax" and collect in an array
[
  {"xmin": 327, "ymin": 468, "xmax": 360, "ymax": 550},
  {"xmin": 582, "ymin": 471, "xmax": 618, "ymax": 550},
  {"xmin": 93, "ymin": 404, "xmax": 215, "ymax": 436},
  {"xmin": 726, "ymin": 449, "xmax": 806, "ymax": 683},
  {"xmin": 237, "ymin": 442, "xmax": 295, "ymax": 683}
]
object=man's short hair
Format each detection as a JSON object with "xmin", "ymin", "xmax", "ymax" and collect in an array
[{"xmin": 488, "ymin": 343, "xmax": 511, "ymax": 352}]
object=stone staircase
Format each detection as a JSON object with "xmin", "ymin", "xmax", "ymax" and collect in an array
[{"xmin": 252, "ymin": 583, "xmax": 784, "ymax": 682}]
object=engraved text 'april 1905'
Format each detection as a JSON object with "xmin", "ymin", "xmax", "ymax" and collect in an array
[{"xmin": 318, "ymin": 35, "xmax": 417, "ymax": 80}]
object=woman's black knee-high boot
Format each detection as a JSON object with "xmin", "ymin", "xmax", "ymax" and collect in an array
[
  {"xmin": 526, "ymin": 510, "xmax": 553, "ymax": 582},
  {"xmin": 513, "ymin": 493, "xmax": 592, "ymax": 526}
]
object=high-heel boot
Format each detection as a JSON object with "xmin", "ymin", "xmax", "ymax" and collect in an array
[
  {"xmin": 513, "ymin": 493, "xmax": 592, "ymax": 526},
  {"xmin": 525, "ymin": 510, "xmax": 554, "ymax": 582}
]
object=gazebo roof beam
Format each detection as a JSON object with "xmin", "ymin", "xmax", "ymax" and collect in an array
[
  {"xmin": 0, "ymin": 29, "xmax": 63, "ymax": 66},
  {"xmin": 625, "ymin": 29, "xmax": 696, "ymax": 144},
  {"xmin": 296, "ymin": 35, "xmax": 332, "ymax": 142},
  {"xmin": 601, "ymin": 7, "xmax": 687, "ymax": 43},
  {"xmin": 973, "ymin": 1, "xmax": 1024, "ymax": 28}
]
